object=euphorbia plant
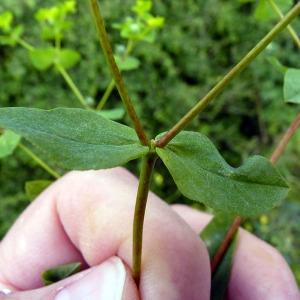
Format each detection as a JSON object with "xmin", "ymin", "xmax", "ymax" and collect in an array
[{"xmin": 0, "ymin": 0, "xmax": 300, "ymax": 297}]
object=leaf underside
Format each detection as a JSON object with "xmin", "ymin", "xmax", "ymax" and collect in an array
[
  {"xmin": 156, "ymin": 131, "xmax": 289, "ymax": 216},
  {"xmin": 284, "ymin": 68, "xmax": 300, "ymax": 104},
  {"xmin": 0, "ymin": 107, "xmax": 149, "ymax": 170},
  {"xmin": 200, "ymin": 213, "xmax": 238, "ymax": 299},
  {"xmin": 42, "ymin": 262, "xmax": 82, "ymax": 286},
  {"xmin": 0, "ymin": 129, "xmax": 21, "ymax": 158}
]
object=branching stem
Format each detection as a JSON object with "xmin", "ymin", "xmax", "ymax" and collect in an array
[
  {"xmin": 157, "ymin": 2, "xmax": 300, "ymax": 148},
  {"xmin": 268, "ymin": 0, "xmax": 300, "ymax": 48}
]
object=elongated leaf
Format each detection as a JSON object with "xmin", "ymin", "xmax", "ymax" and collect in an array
[
  {"xmin": 156, "ymin": 131, "xmax": 289, "ymax": 216},
  {"xmin": 0, "ymin": 107, "xmax": 149, "ymax": 170},
  {"xmin": 25, "ymin": 180, "xmax": 53, "ymax": 201},
  {"xmin": 200, "ymin": 213, "xmax": 236, "ymax": 260},
  {"xmin": 97, "ymin": 108, "xmax": 125, "ymax": 120},
  {"xmin": 211, "ymin": 234, "xmax": 237, "ymax": 299},
  {"xmin": 42, "ymin": 262, "xmax": 82, "ymax": 285},
  {"xmin": 284, "ymin": 68, "xmax": 300, "ymax": 104},
  {"xmin": 0, "ymin": 129, "xmax": 21, "ymax": 158},
  {"xmin": 200, "ymin": 213, "xmax": 238, "ymax": 300}
]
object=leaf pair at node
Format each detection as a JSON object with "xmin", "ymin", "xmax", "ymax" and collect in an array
[{"xmin": 0, "ymin": 107, "xmax": 289, "ymax": 216}]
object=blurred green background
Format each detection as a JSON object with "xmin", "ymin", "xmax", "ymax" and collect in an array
[{"xmin": 0, "ymin": 0, "xmax": 299, "ymax": 285}]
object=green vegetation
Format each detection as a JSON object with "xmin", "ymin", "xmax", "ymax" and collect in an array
[{"xmin": 0, "ymin": 0, "xmax": 299, "ymax": 290}]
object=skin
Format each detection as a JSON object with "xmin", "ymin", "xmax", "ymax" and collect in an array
[{"xmin": 0, "ymin": 167, "xmax": 299, "ymax": 299}]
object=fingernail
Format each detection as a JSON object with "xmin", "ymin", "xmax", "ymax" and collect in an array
[
  {"xmin": 0, "ymin": 288, "xmax": 11, "ymax": 295},
  {"xmin": 55, "ymin": 257, "xmax": 126, "ymax": 300}
]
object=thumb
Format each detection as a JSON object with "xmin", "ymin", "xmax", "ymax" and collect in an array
[{"xmin": 0, "ymin": 256, "xmax": 139, "ymax": 300}]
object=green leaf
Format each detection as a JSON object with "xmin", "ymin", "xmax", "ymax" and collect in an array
[
  {"xmin": 25, "ymin": 180, "xmax": 53, "ymax": 201},
  {"xmin": 114, "ymin": 55, "xmax": 140, "ymax": 71},
  {"xmin": 266, "ymin": 56, "xmax": 288, "ymax": 75},
  {"xmin": 29, "ymin": 48, "xmax": 56, "ymax": 70},
  {"xmin": 56, "ymin": 49, "xmax": 81, "ymax": 69},
  {"xmin": 0, "ymin": 107, "xmax": 149, "ymax": 170},
  {"xmin": 42, "ymin": 262, "xmax": 82, "ymax": 286},
  {"xmin": 200, "ymin": 213, "xmax": 236, "ymax": 260},
  {"xmin": 200, "ymin": 213, "xmax": 238, "ymax": 299},
  {"xmin": 144, "ymin": 15, "xmax": 165, "ymax": 28},
  {"xmin": 255, "ymin": 0, "xmax": 293, "ymax": 20},
  {"xmin": 0, "ymin": 11, "xmax": 13, "ymax": 32},
  {"xmin": 0, "ymin": 130, "xmax": 21, "ymax": 158},
  {"xmin": 255, "ymin": 0, "xmax": 273, "ymax": 20},
  {"xmin": 284, "ymin": 68, "xmax": 300, "ymax": 104},
  {"xmin": 132, "ymin": 1, "xmax": 152, "ymax": 15},
  {"xmin": 29, "ymin": 48, "xmax": 81, "ymax": 70},
  {"xmin": 97, "ymin": 108, "xmax": 125, "ymax": 120},
  {"xmin": 210, "ymin": 234, "xmax": 237, "ymax": 300},
  {"xmin": 156, "ymin": 131, "xmax": 289, "ymax": 216}
]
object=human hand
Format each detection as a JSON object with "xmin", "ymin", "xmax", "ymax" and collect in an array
[{"xmin": 0, "ymin": 167, "xmax": 298, "ymax": 299}]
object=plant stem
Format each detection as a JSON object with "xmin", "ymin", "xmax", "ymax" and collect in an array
[
  {"xmin": 132, "ymin": 152, "xmax": 158, "ymax": 287},
  {"xmin": 89, "ymin": 0, "xmax": 149, "ymax": 147},
  {"xmin": 210, "ymin": 216, "xmax": 243, "ymax": 275},
  {"xmin": 17, "ymin": 38, "xmax": 34, "ymax": 51},
  {"xmin": 18, "ymin": 142, "xmax": 60, "ymax": 179},
  {"xmin": 270, "ymin": 113, "xmax": 300, "ymax": 164},
  {"xmin": 268, "ymin": 0, "xmax": 300, "ymax": 48},
  {"xmin": 96, "ymin": 40, "xmax": 136, "ymax": 111},
  {"xmin": 96, "ymin": 79, "xmax": 115, "ymax": 111},
  {"xmin": 56, "ymin": 64, "xmax": 91, "ymax": 110},
  {"xmin": 157, "ymin": 2, "xmax": 300, "ymax": 148}
]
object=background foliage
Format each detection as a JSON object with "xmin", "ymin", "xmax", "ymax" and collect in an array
[{"xmin": 0, "ymin": 0, "xmax": 299, "ymax": 285}]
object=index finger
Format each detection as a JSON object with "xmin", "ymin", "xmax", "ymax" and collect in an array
[{"xmin": 0, "ymin": 168, "xmax": 211, "ymax": 299}]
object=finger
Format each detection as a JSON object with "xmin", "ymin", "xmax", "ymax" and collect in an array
[
  {"xmin": 0, "ymin": 168, "xmax": 210, "ymax": 299},
  {"xmin": 171, "ymin": 204, "xmax": 300, "ymax": 300},
  {"xmin": 0, "ymin": 257, "xmax": 139, "ymax": 300}
]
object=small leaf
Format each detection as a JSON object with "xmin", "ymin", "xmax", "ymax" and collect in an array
[
  {"xmin": 25, "ymin": 180, "xmax": 53, "ymax": 201},
  {"xmin": 0, "ymin": 130, "xmax": 21, "ymax": 158},
  {"xmin": 200, "ymin": 213, "xmax": 238, "ymax": 300},
  {"xmin": 255, "ymin": 0, "xmax": 293, "ymax": 20},
  {"xmin": 29, "ymin": 48, "xmax": 56, "ymax": 70},
  {"xmin": 0, "ymin": 107, "xmax": 149, "ymax": 170},
  {"xmin": 114, "ymin": 55, "xmax": 140, "ymax": 71},
  {"xmin": 200, "ymin": 213, "xmax": 237, "ymax": 261},
  {"xmin": 284, "ymin": 68, "xmax": 300, "ymax": 104},
  {"xmin": 132, "ymin": 1, "xmax": 152, "ymax": 14},
  {"xmin": 156, "ymin": 131, "xmax": 289, "ymax": 216},
  {"xmin": 97, "ymin": 108, "xmax": 125, "ymax": 120},
  {"xmin": 266, "ymin": 56, "xmax": 288, "ymax": 75},
  {"xmin": 0, "ymin": 11, "xmax": 13, "ymax": 32},
  {"xmin": 56, "ymin": 49, "xmax": 81, "ymax": 69},
  {"xmin": 42, "ymin": 262, "xmax": 82, "ymax": 285}
]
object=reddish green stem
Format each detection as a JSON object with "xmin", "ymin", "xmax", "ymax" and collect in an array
[
  {"xmin": 211, "ymin": 216, "xmax": 243, "ymax": 274},
  {"xmin": 270, "ymin": 114, "xmax": 300, "ymax": 164}
]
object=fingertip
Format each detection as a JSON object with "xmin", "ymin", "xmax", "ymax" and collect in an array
[{"xmin": 226, "ymin": 230, "xmax": 300, "ymax": 300}]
